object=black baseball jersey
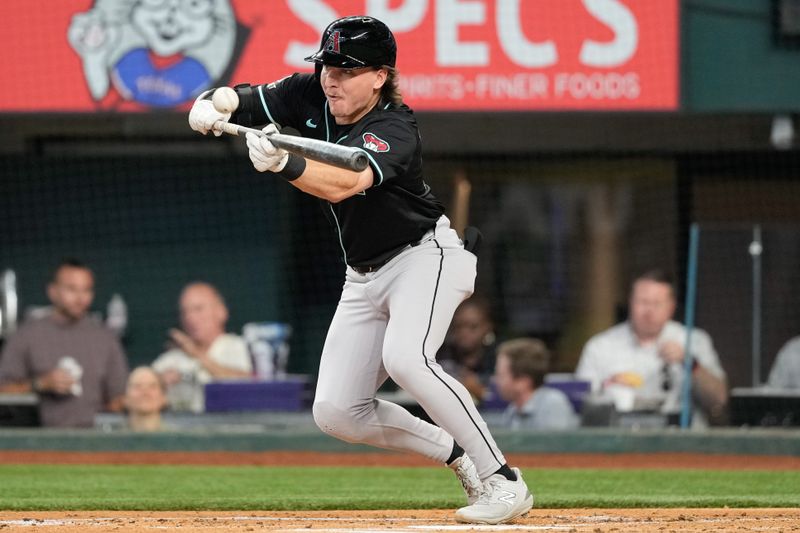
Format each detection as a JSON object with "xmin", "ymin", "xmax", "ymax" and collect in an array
[{"xmin": 230, "ymin": 73, "xmax": 444, "ymax": 266}]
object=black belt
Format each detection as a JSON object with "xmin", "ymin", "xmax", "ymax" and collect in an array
[
  {"xmin": 350, "ymin": 246, "xmax": 408, "ymax": 274},
  {"xmin": 350, "ymin": 235, "xmax": 430, "ymax": 274}
]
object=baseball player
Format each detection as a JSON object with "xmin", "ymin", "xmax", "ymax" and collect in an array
[{"xmin": 188, "ymin": 16, "xmax": 533, "ymax": 524}]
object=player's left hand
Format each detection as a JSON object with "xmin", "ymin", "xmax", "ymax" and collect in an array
[
  {"xmin": 246, "ymin": 124, "xmax": 289, "ymax": 173},
  {"xmin": 188, "ymin": 91, "xmax": 230, "ymax": 136}
]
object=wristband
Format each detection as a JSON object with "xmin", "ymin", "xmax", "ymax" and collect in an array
[{"xmin": 276, "ymin": 153, "xmax": 306, "ymax": 182}]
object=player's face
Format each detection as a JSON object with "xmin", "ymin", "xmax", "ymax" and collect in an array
[
  {"xmin": 321, "ymin": 65, "xmax": 387, "ymax": 125},
  {"xmin": 48, "ymin": 266, "xmax": 94, "ymax": 321},
  {"xmin": 179, "ymin": 286, "xmax": 226, "ymax": 346},
  {"xmin": 629, "ymin": 280, "xmax": 676, "ymax": 341}
]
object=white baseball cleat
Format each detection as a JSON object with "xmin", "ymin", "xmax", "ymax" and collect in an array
[
  {"xmin": 454, "ymin": 467, "xmax": 534, "ymax": 524},
  {"xmin": 448, "ymin": 454, "xmax": 483, "ymax": 505}
]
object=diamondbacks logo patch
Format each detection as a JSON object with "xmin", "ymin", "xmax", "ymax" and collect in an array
[
  {"xmin": 363, "ymin": 133, "xmax": 390, "ymax": 153},
  {"xmin": 324, "ymin": 30, "xmax": 341, "ymax": 53}
]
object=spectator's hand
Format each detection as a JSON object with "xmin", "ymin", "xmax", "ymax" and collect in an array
[
  {"xmin": 459, "ymin": 369, "xmax": 487, "ymax": 403},
  {"xmin": 659, "ymin": 341, "xmax": 685, "ymax": 365},
  {"xmin": 168, "ymin": 328, "xmax": 206, "ymax": 360},
  {"xmin": 246, "ymin": 124, "xmax": 289, "ymax": 172},
  {"xmin": 453, "ymin": 171, "xmax": 472, "ymax": 196},
  {"xmin": 36, "ymin": 368, "xmax": 76, "ymax": 395},
  {"xmin": 159, "ymin": 368, "xmax": 182, "ymax": 386},
  {"xmin": 188, "ymin": 91, "xmax": 230, "ymax": 136}
]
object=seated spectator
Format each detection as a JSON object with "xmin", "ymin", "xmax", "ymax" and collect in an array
[
  {"xmin": 0, "ymin": 259, "xmax": 129, "ymax": 428},
  {"xmin": 152, "ymin": 282, "xmax": 251, "ymax": 412},
  {"xmin": 124, "ymin": 366, "xmax": 167, "ymax": 432},
  {"xmin": 576, "ymin": 269, "xmax": 728, "ymax": 427},
  {"xmin": 438, "ymin": 296, "xmax": 497, "ymax": 403},
  {"xmin": 494, "ymin": 338, "xmax": 579, "ymax": 430},
  {"xmin": 767, "ymin": 336, "xmax": 800, "ymax": 389}
]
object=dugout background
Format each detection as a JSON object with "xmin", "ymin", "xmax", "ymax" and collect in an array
[{"xmin": 2, "ymin": 0, "xmax": 800, "ymax": 391}]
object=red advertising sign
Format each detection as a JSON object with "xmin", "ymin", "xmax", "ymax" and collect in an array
[{"xmin": 2, "ymin": 1, "xmax": 678, "ymax": 112}]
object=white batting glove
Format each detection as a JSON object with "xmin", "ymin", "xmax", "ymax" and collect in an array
[
  {"xmin": 188, "ymin": 90, "xmax": 230, "ymax": 136},
  {"xmin": 246, "ymin": 124, "xmax": 289, "ymax": 173}
]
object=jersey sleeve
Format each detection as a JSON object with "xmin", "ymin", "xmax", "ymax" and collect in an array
[
  {"xmin": 349, "ymin": 116, "xmax": 419, "ymax": 188},
  {"xmin": 231, "ymin": 73, "xmax": 315, "ymax": 131}
]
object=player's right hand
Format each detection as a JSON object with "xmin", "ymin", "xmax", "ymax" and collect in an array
[{"xmin": 188, "ymin": 90, "xmax": 230, "ymax": 136}]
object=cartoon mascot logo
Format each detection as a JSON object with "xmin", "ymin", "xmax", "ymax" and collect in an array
[
  {"xmin": 362, "ymin": 133, "xmax": 390, "ymax": 153},
  {"xmin": 68, "ymin": 0, "xmax": 248, "ymax": 109}
]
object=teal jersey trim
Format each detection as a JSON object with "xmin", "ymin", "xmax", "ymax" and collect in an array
[
  {"xmin": 364, "ymin": 152, "xmax": 384, "ymax": 186},
  {"xmin": 324, "ymin": 101, "xmax": 331, "ymax": 142},
  {"xmin": 328, "ymin": 203, "xmax": 348, "ymax": 264},
  {"xmin": 257, "ymin": 85, "xmax": 279, "ymax": 127}
]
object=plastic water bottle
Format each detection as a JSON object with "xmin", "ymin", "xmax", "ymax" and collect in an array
[
  {"xmin": 250, "ymin": 341, "xmax": 275, "ymax": 380},
  {"xmin": 243, "ymin": 322, "xmax": 292, "ymax": 380},
  {"xmin": 105, "ymin": 293, "xmax": 127, "ymax": 337}
]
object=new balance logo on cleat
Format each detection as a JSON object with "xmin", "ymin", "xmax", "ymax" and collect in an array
[
  {"xmin": 454, "ymin": 467, "xmax": 534, "ymax": 525},
  {"xmin": 497, "ymin": 490, "xmax": 517, "ymax": 506}
]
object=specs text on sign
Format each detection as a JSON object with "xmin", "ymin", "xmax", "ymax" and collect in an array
[
  {"xmin": 284, "ymin": 0, "xmax": 638, "ymax": 69},
  {"xmin": 278, "ymin": 0, "xmax": 668, "ymax": 109}
]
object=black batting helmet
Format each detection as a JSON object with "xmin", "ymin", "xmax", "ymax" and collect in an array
[{"xmin": 305, "ymin": 16, "xmax": 396, "ymax": 77}]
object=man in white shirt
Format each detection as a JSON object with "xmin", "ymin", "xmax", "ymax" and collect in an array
[
  {"xmin": 494, "ymin": 338, "xmax": 578, "ymax": 430},
  {"xmin": 575, "ymin": 270, "xmax": 728, "ymax": 427},
  {"xmin": 767, "ymin": 337, "xmax": 800, "ymax": 389},
  {"xmin": 152, "ymin": 282, "xmax": 252, "ymax": 412}
]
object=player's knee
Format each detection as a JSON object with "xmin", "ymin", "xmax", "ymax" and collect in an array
[
  {"xmin": 312, "ymin": 401, "xmax": 344, "ymax": 437},
  {"xmin": 312, "ymin": 401, "xmax": 368, "ymax": 443}
]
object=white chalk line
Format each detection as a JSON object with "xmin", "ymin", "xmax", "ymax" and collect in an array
[{"xmin": 1, "ymin": 513, "xmax": 798, "ymax": 530}]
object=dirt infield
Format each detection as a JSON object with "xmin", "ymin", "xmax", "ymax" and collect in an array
[
  {"xmin": 2, "ymin": 509, "xmax": 800, "ymax": 532},
  {"xmin": 2, "ymin": 450, "xmax": 800, "ymax": 469}
]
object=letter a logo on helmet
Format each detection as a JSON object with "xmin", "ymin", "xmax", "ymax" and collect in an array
[
  {"xmin": 363, "ymin": 133, "xmax": 390, "ymax": 153},
  {"xmin": 324, "ymin": 30, "xmax": 341, "ymax": 53}
]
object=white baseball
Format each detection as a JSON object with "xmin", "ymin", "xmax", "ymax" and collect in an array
[{"xmin": 212, "ymin": 87, "xmax": 239, "ymax": 114}]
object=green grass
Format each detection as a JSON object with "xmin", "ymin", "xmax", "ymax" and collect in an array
[{"xmin": 0, "ymin": 465, "xmax": 798, "ymax": 510}]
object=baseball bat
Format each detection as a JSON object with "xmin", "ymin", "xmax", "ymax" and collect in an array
[{"xmin": 213, "ymin": 121, "xmax": 369, "ymax": 172}]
